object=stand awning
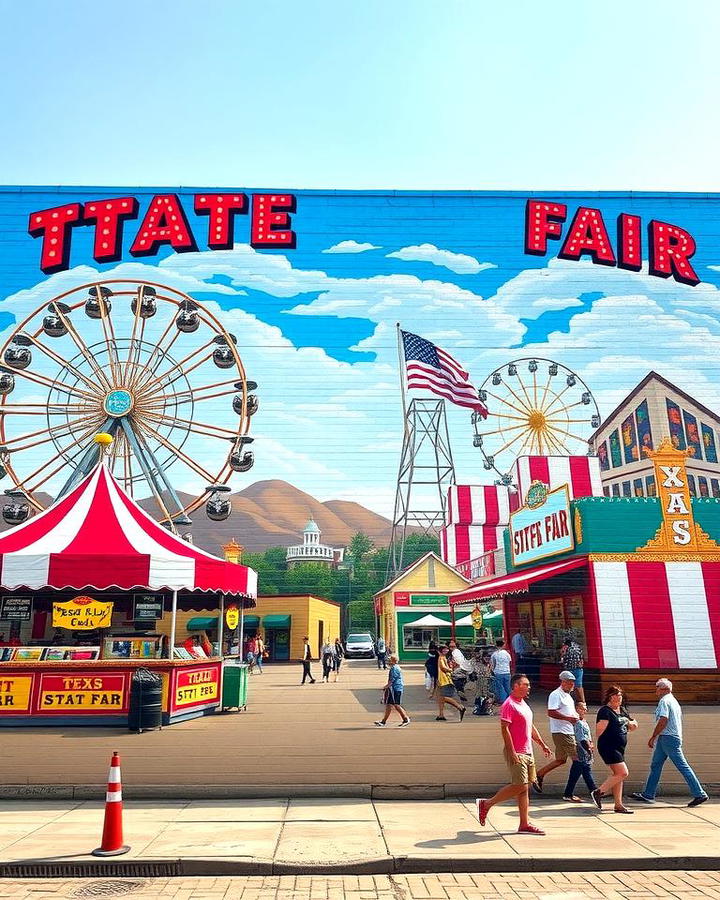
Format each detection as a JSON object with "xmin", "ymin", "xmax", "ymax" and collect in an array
[
  {"xmin": 262, "ymin": 614, "xmax": 291, "ymax": 628},
  {"xmin": 450, "ymin": 557, "xmax": 588, "ymax": 605},
  {"xmin": 403, "ymin": 613, "xmax": 451, "ymax": 627}
]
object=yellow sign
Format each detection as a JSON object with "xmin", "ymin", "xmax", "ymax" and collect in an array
[
  {"xmin": 639, "ymin": 438, "xmax": 720, "ymax": 557},
  {"xmin": 173, "ymin": 666, "xmax": 220, "ymax": 708},
  {"xmin": 38, "ymin": 673, "xmax": 126, "ymax": 711},
  {"xmin": 471, "ymin": 606, "xmax": 483, "ymax": 629},
  {"xmin": 0, "ymin": 675, "xmax": 33, "ymax": 711},
  {"xmin": 52, "ymin": 596, "xmax": 113, "ymax": 630},
  {"xmin": 225, "ymin": 604, "xmax": 239, "ymax": 630}
]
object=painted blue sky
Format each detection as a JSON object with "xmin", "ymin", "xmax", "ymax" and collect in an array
[{"xmin": 4, "ymin": 187, "xmax": 720, "ymax": 520}]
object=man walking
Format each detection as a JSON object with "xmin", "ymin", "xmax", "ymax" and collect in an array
[
  {"xmin": 449, "ymin": 638, "xmax": 472, "ymax": 701},
  {"xmin": 375, "ymin": 636, "xmax": 387, "ymax": 669},
  {"xmin": 631, "ymin": 678, "xmax": 708, "ymax": 808},
  {"xmin": 476, "ymin": 672, "xmax": 552, "ymax": 835},
  {"xmin": 490, "ymin": 639, "xmax": 512, "ymax": 702},
  {"xmin": 533, "ymin": 671, "xmax": 579, "ymax": 795},
  {"xmin": 301, "ymin": 636, "xmax": 316, "ymax": 684}
]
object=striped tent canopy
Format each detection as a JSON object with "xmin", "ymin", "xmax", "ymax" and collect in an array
[{"xmin": 0, "ymin": 464, "xmax": 257, "ymax": 600}]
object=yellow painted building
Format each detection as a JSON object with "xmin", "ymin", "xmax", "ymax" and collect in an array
[
  {"xmin": 156, "ymin": 594, "xmax": 340, "ymax": 662},
  {"xmin": 374, "ymin": 552, "xmax": 472, "ymax": 661}
]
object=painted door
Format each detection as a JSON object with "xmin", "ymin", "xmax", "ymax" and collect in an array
[{"xmin": 267, "ymin": 629, "xmax": 290, "ymax": 661}]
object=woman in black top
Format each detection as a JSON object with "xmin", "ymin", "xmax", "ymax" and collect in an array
[
  {"xmin": 595, "ymin": 685, "xmax": 638, "ymax": 814},
  {"xmin": 425, "ymin": 642, "xmax": 439, "ymax": 699}
]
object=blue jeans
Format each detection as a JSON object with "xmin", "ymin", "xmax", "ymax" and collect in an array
[
  {"xmin": 564, "ymin": 758, "xmax": 597, "ymax": 796},
  {"xmin": 493, "ymin": 673, "xmax": 511, "ymax": 702},
  {"xmin": 642, "ymin": 735, "xmax": 706, "ymax": 799}
]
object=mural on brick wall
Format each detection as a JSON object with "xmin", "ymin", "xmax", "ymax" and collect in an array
[{"xmin": 2, "ymin": 188, "xmax": 720, "ymax": 555}]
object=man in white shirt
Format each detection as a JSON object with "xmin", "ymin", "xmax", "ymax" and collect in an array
[
  {"xmin": 490, "ymin": 639, "xmax": 512, "ymax": 702},
  {"xmin": 448, "ymin": 639, "xmax": 472, "ymax": 701},
  {"xmin": 533, "ymin": 671, "xmax": 578, "ymax": 794}
]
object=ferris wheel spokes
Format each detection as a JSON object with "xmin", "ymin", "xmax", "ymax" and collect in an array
[{"xmin": 50, "ymin": 303, "xmax": 114, "ymax": 393}]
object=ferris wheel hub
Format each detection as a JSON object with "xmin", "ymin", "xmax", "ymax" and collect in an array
[
  {"xmin": 528, "ymin": 409, "xmax": 546, "ymax": 431},
  {"xmin": 103, "ymin": 388, "xmax": 134, "ymax": 417}
]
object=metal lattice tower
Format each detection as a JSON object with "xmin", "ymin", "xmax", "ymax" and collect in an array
[{"xmin": 387, "ymin": 398, "xmax": 456, "ymax": 578}]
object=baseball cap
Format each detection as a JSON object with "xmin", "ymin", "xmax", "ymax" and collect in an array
[{"xmin": 559, "ymin": 670, "xmax": 576, "ymax": 681}]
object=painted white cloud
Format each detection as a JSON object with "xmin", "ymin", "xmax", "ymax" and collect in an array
[
  {"xmin": 386, "ymin": 243, "xmax": 496, "ymax": 275},
  {"xmin": 529, "ymin": 296, "xmax": 584, "ymax": 313},
  {"xmin": 322, "ymin": 240, "xmax": 380, "ymax": 254}
]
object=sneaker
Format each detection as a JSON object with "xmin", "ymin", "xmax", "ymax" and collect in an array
[
  {"xmin": 459, "ymin": 707, "xmax": 466, "ymax": 722},
  {"xmin": 630, "ymin": 792, "xmax": 654, "ymax": 804},
  {"xmin": 591, "ymin": 788, "xmax": 603, "ymax": 810},
  {"xmin": 374, "ymin": 721, "xmax": 386, "ymax": 727},
  {"xmin": 517, "ymin": 823, "xmax": 545, "ymax": 835},
  {"xmin": 435, "ymin": 716, "xmax": 447, "ymax": 721},
  {"xmin": 398, "ymin": 719, "xmax": 411, "ymax": 727},
  {"xmin": 688, "ymin": 795, "xmax": 709, "ymax": 808},
  {"xmin": 562, "ymin": 796, "xmax": 583, "ymax": 803},
  {"xmin": 476, "ymin": 798, "xmax": 488, "ymax": 826},
  {"xmin": 532, "ymin": 775, "xmax": 544, "ymax": 795}
]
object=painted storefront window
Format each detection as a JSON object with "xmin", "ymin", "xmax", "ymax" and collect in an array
[
  {"xmin": 633, "ymin": 478, "xmax": 644, "ymax": 496},
  {"xmin": 635, "ymin": 399, "xmax": 653, "ymax": 455},
  {"xmin": 688, "ymin": 474, "xmax": 697, "ymax": 497},
  {"xmin": 666, "ymin": 399, "xmax": 686, "ymax": 450},
  {"xmin": 645, "ymin": 475, "xmax": 656, "ymax": 496},
  {"xmin": 597, "ymin": 441, "xmax": 610, "ymax": 472},
  {"xmin": 683, "ymin": 410, "xmax": 703, "ymax": 460},
  {"xmin": 609, "ymin": 430, "xmax": 623, "ymax": 467},
  {"xmin": 712, "ymin": 478, "xmax": 720, "ymax": 498},
  {"xmin": 702, "ymin": 424, "xmax": 718, "ymax": 463},
  {"xmin": 622, "ymin": 481, "xmax": 632, "ymax": 496},
  {"xmin": 699, "ymin": 476, "xmax": 710, "ymax": 497},
  {"xmin": 621, "ymin": 414, "xmax": 639, "ymax": 464}
]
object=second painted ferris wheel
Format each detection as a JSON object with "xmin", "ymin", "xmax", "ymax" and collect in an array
[
  {"xmin": 0, "ymin": 279, "xmax": 258, "ymax": 530},
  {"xmin": 472, "ymin": 358, "xmax": 600, "ymax": 485}
]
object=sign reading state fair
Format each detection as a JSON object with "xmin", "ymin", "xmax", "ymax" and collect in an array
[
  {"xmin": 38, "ymin": 673, "xmax": 128, "ymax": 713},
  {"xmin": 510, "ymin": 484, "xmax": 574, "ymax": 567}
]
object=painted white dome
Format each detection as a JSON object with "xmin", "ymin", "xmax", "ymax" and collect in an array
[{"xmin": 304, "ymin": 517, "xmax": 320, "ymax": 534}]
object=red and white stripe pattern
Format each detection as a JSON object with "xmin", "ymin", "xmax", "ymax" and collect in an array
[
  {"xmin": 512, "ymin": 455, "xmax": 602, "ymax": 501},
  {"xmin": 445, "ymin": 485, "xmax": 511, "ymax": 527},
  {"xmin": 591, "ymin": 560, "xmax": 720, "ymax": 669},
  {"xmin": 440, "ymin": 524, "xmax": 506, "ymax": 567},
  {"xmin": 0, "ymin": 465, "xmax": 257, "ymax": 597},
  {"xmin": 401, "ymin": 329, "xmax": 488, "ymax": 414}
]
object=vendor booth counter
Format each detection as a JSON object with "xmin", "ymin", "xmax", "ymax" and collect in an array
[{"xmin": 1, "ymin": 658, "xmax": 223, "ymax": 726}]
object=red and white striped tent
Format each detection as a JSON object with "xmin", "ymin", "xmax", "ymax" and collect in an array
[{"xmin": 0, "ymin": 464, "xmax": 257, "ymax": 599}]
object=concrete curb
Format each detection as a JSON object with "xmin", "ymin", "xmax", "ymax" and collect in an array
[
  {"xmin": 1, "ymin": 783, "xmax": 717, "ymax": 801},
  {"xmin": 1, "ymin": 855, "xmax": 720, "ymax": 878}
]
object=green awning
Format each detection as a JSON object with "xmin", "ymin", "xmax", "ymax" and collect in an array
[
  {"xmin": 243, "ymin": 615, "xmax": 260, "ymax": 628},
  {"xmin": 187, "ymin": 616, "xmax": 217, "ymax": 632},
  {"xmin": 262, "ymin": 614, "xmax": 291, "ymax": 628}
]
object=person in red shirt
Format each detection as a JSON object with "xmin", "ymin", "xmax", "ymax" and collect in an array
[{"xmin": 475, "ymin": 672, "xmax": 552, "ymax": 835}]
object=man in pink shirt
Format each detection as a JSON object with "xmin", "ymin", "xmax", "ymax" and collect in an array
[{"xmin": 476, "ymin": 672, "xmax": 552, "ymax": 835}]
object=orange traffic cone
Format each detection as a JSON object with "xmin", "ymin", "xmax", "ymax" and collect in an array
[{"xmin": 92, "ymin": 751, "xmax": 130, "ymax": 857}]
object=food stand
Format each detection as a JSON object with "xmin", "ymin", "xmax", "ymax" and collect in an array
[{"xmin": 0, "ymin": 464, "xmax": 257, "ymax": 726}]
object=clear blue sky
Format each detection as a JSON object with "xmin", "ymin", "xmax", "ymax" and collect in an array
[{"xmin": 1, "ymin": 0, "xmax": 719, "ymax": 189}]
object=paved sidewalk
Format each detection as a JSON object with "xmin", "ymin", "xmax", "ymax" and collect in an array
[
  {"xmin": 1, "ymin": 872, "xmax": 720, "ymax": 899},
  {"xmin": 1, "ymin": 797, "xmax": 718, "ymax": 875}
]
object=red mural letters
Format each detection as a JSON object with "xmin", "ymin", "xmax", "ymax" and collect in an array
[
  {"xmin": 525, "ymin": 199, "xmax": 700, "ymax": 286},
  {"xmin": 28, "ymin": 192, "xmax": 298, "ymax": 272}
]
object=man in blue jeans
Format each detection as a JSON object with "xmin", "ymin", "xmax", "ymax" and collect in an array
[{"xmin": 631, "ymin": 678, "xmax": 708, "ymax": 808}]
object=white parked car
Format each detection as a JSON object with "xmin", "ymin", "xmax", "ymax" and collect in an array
[{"xmin": 344, "ymin": 632, "xmax": 375, "ymax": 659}]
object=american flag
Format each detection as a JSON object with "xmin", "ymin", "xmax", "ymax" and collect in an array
[{"xmin": 401, "ymin": 329, "xmax": 488, "ymax": 416}]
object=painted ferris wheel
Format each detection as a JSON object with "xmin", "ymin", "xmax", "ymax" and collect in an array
[
  {"xmin": 0, "ymin": 279, "xmax": 258, "ymax": 530},
  {"xmin": 472, "ymin": 357, "xmax": 600, "ymax": 484}
]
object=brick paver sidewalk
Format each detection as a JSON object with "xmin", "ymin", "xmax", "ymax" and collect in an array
[{"xmin": 2, "ymin": 871, "xmax": 720, "ymax": 898}]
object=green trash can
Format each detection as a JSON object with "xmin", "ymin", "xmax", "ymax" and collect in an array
[{"xmin": 222, "ymin": 661, "xmax": 249, "ymax": 711}]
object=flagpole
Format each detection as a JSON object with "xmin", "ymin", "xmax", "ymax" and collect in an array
[{"xmin": 396, "ymin": 322, "xmax": 409, "ymax": 434}]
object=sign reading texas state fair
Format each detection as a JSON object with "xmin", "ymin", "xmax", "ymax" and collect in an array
[{"xmin": 510, "ymin": 485, "xmax": 574, "ymax": 567}]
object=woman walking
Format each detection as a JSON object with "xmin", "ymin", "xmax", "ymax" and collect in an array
[
  {"xmin": 333, "ymin": 637, "xmax": 344, "ymax": 682},
  {"xmin": 436, "ymin": 646, "xmax": 466, "ymax": 722},
  {"xmin": 321, "ymin": 640, "xmax": 334, "ymax": 682},
  {"xmin": 254, "ymin": 634, "xmax": 265, "ymax": 674},
  {"xmin": 374, "ymin": 655, "xmax": 410, "ymax": 727},
  {"xmin": 595, "ymin": 684, "xmax": 638, "ymax": 813}
]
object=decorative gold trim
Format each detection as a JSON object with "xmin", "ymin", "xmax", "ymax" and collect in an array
[
  {"xmin": 590, "ymin": 552, "xmax": 720, "ymax": 562},
  {"xmin": 574, "ymin": 508, "xmax": 583, "ymax": 544}
]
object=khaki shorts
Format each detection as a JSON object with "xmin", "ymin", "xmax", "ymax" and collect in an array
[
  {"xmin": 552, "ymin": 732, "xmax": 577, "ymax": 761},
  {"xmin": 504, "ymin": 750, "xmax": 537, "ymax": 786}
]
